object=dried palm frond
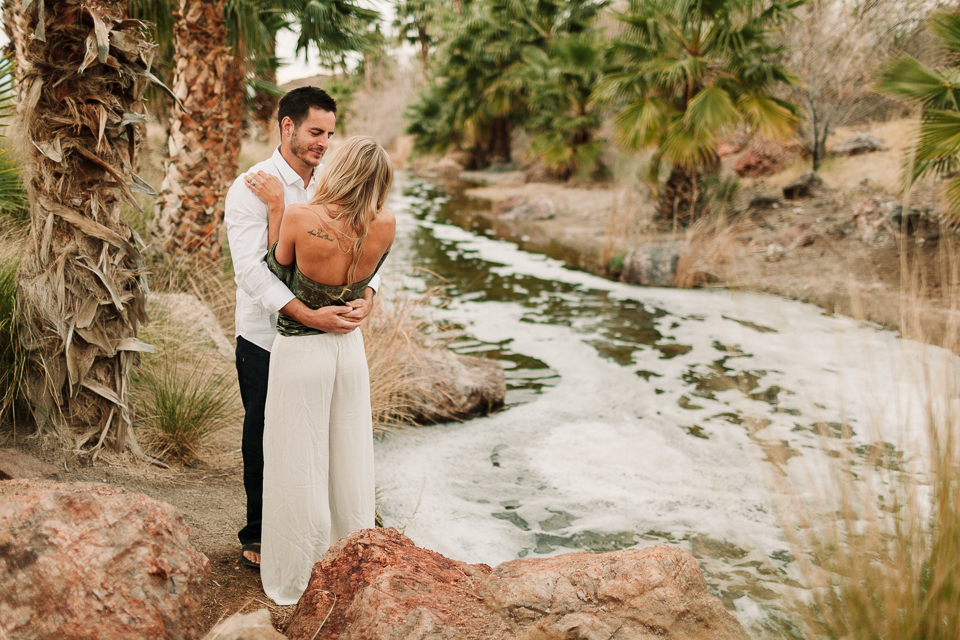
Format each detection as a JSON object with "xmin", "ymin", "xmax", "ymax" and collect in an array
[
  {"xmin": 12, "ymin": 0, "xmax": 166, "ymax": 457},
  {"xmin": 154, "ymin": 0, "xmax": 242, "ymax": 261}
]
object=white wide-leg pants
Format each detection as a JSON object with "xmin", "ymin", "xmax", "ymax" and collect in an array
[{"xmin": 260, "ymin": 330, "xmax": 375, "ymax": 605}]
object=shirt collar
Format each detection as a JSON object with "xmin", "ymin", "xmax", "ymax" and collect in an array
[{"xmin": 272, "ymin": 146, "xmax": 318, "ymax": 190}]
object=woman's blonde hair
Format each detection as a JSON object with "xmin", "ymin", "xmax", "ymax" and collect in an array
[{"xmin": 309, "ymin": 136, "xmax": 393, "ymax": 289}]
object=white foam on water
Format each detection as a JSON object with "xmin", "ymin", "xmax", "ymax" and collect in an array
[{"xmin": 376, "ymin": 181, "xmax": 960, "ymax": 636}]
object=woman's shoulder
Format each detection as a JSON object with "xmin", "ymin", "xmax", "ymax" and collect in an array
[
  {"xmin": 283, "ymin": 204, "xmax": 327, "ymax": 232},
  {"xmin": 283, "ymin": 202, "xmax": 315, "ymax": 219},
  {"xmin": 374, "ymin": 207, "xmax": 396, "ymax": 230}
]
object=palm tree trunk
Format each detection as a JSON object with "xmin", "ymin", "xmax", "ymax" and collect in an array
[
  {"xmin": 223, "ymin": 61, "xmax": 245, "ymax": 184},
  {"xmin": 251, "ymin": 36, "xmax": 279, "ymax": 135},
  {"xmin": 155, "ymin": 0, "xmax": 236, "ymax": 260},
  {"xmin": 2, "ymin": 0, "xmax": 29, "ymax": 77},
  {"xmin": 417, "ymin": 24, "xmax": 430, "ymax": 83},
  {"xmin": 487, "ymin": 117, "xmax": 512, "ymax": 165},
  {"xmin": 657, "ymin": 165, "xmax": 703, "ymax": 226},
  {"xmin": 14, "ymin": 0, "xmax": 155, "ymax": 453}
]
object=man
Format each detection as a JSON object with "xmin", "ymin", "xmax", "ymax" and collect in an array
[{"xmin": 224, "ymin": 87, "xmax": 380, "ymax": 568}]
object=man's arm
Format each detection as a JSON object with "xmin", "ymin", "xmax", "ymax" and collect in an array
[{"xmin": 224, "ymin": 175, "xmax": 295, "ymax": 316}]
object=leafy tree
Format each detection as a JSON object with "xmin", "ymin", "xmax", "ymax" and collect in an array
[
  {"xmin": 597, "ymin": 0, "xmax": 801, "ymax": 225},
  {"xmin": 394, "ymin": 0, "xmax": 443, "ymax": 82},
  {"xmin": 511, "ymin": 32, "xmax": 607, "ymax": 181},
  {"xmin": 876, "ymin": 10, "xmax": 960, "ymax": 225},
  {"xmin": 406, "ymin": 0, "xmax": 606, "ymax": 169},
  {"xmin": 786, "ymin": 0, "xmax": 939, "ymax": 171}
]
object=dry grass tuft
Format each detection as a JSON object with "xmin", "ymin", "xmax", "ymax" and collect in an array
[
  {"xmin": 788, "ymin": 393, "xmax": 960, "ymax": 639},
  {"xmin": 363, "ymin": 285, "xmax": 460, "ymax": 435},
  {"xmin": 784, "ymin": 235, "xmax": 960, "ymax": 638},
  {"xmin": 674, "ymin": 212, "xmax": 744, "ymax": 289},
  {"xmin": 130, "ymin": 304, "xmax": 241, "ymax": 464}
]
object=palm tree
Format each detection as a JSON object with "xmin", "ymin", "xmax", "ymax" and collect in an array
[
  {"xmin": 394, "ymin": 0, "xmax": 442, "ymax": 83},
  {"xmin": 12, "ymin": 0, "xmax": 158, "ymax": 455},
  {"xmin": 876, "ymin": 10, "xmax": 960, "ymax": 225},
  {"xmin": 511, "ymin": 32, "xmax": 607, "ymax": 181},
  {"xmin": 406, "ymin": 0, "xmax": 606, "ymax": 168},
  {"xmin": 598, "ymin": 0, "xmax": 801, "ymax": 225}
]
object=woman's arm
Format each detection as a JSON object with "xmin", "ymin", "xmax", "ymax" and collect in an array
[
  {"xmin": 274, "ymin": 204, "xmax": 302, "ymax": 266},
  {"xmin": 245, "ymin": 170, "xmax": 285, "ymax": 247}
]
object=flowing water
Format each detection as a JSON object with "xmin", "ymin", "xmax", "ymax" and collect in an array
[{"xmin": 374, "ymin": 175, "xmax": 954, "ymax": 636}]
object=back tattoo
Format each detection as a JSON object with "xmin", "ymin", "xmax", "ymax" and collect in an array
[{"xmin": 307, "ymin": 228, "xmax": 335, "ymax": 242}]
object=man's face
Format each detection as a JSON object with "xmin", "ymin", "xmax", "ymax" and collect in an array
[{"xmin": 284, "ymin": 108, "xmax": 336, "ymax": 168}]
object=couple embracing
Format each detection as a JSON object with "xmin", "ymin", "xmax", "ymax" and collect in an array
[{"xmin": 224, "ymin": 87, "xmax": 395, "ymax": 605}]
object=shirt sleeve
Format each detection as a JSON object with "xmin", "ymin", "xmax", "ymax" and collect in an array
[
  {"xmin": 367, "ymin": 272, "xmax": 381, "ymax": 294},
  {"xmin": 224, "ymin": 176, "xmax": 296, "ymax": 315}
]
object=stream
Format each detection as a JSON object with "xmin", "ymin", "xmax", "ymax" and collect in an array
[{"xmin": 373, "ymin": 175, "xmax": 952, "ymax": 637}]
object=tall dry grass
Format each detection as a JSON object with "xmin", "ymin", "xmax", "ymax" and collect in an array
[
  {"xmin": 363, "ymin": 285, "xmax": 461, "ymax": 435},
  {"xmin": 783, "ymin": 211, "xmax": 960, "ymax": 637},
  {"xmin": 786, "ymin": 380, "xmax": 960, "ymax": 639},
  {"xmin": 673, "ymin": 212, "xmax": 745, "ymax": 289}
]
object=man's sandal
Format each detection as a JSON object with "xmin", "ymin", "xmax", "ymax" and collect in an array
[{"xmin": 241, "ymin": 543, "xmax": 261, "ymax": 570}]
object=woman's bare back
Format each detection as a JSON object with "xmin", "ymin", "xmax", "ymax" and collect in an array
[{"xmin": 275, "ymin": 202, "xmax": 396, "ymax": 286}]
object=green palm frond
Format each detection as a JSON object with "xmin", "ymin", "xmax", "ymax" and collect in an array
[
  {"xmin": 916, "ymin": 109, "xmax": 960, "ymax": 163},
  {"xmin": 876, "ymin": 55, "xmax": 960, "ymax": 110},
  {"xmin": 615, "ymin": 98, "xmax": 670, "ymax": 150},
  {"xmin": 931, "ymin": 11, "xmax": 960, "ymax": 58},
  {"xmin": 659, "ymin": 117, "xmax": 717, "ymax": 168},
  {"xmin": 738, "ymin": 92, "xmax": 797, "ymax": 139},
  {"xmin": 685, "ymin": 85, "xmax": 740, "ymax": 135},
  {"xmin": 876, "ymin": 9, "xmax": 960, "ymax": 224}
]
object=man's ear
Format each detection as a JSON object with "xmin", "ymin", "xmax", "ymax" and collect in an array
[{"xmin": 280, "ymin": 116, "xmax": 294, "ymax": 138}]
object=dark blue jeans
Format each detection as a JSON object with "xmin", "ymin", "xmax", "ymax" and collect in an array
[{"xmin": 236, "ymin": 335, "xmax": 271, "ymax": 546}]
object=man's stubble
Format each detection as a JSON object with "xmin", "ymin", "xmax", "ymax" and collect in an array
[{"xmin": 289, "ymin": 126, "xmax": 325, "ymax": 168}]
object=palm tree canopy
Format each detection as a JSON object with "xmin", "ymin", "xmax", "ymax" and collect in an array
[
  {"xmin": 405, "ymin": 0, "xmax": 607, "ymax": 162},
  {"xmin": 597, "ymin": 0, "xmax": 802, "ymax": 175},
  {"xmin": 876, "ymin": 9, "xmax": 960, "ymax": 221},
  {"xmin": 508, "ymin": 31, "xmax": 608, "ymax": 178}
]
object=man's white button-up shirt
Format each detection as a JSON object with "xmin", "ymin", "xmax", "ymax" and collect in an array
[{"xmin": 224, "ymin": 147, "xmax": 380, "ymax": 352}]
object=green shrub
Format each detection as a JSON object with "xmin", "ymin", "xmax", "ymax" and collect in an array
[
  {"xmin": 0, "ymin": 57, "xmax": 28, "ymax": 222},
  {"xmin": 0, "ymin": 248, "xmax": 23, "ymax": 419},
  {"xmin": 132, "ymin": 340, "xmax": 240, "ymax": 463}
]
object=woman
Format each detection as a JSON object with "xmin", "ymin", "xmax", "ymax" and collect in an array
[{"xmin": 254, "ymin": 136, "xmax": 395, "ymax": 605}]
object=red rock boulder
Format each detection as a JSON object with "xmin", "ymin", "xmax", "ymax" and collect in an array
[
  {"xmin": 733, "ymin": 140, "xmax": 796, "ymax": 178},
  {"xmin": 284, "ymin": 528, "xmax": 750, "ymax": 640},
  {"xmin": 0, "ymin": 480, "xmax": 210, "ymax": 640},
  {"xmin": 0, "ymin": 448, "xmax": 60, "ymax": 480}
]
